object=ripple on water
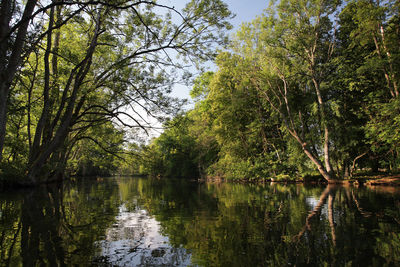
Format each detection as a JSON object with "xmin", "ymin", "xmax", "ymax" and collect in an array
[{"xmin": 93, "ymin": 204, "xmax": 194, "ymax": 266}]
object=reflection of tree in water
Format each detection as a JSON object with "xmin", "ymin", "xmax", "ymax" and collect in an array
[
  {"xmin": 21, "ymin": 185, "xmax": 65, "ymax": 266},
  {"xmin": 0, "ymin": 192, "xmax": 23, "ymax": 266},
  {"xmin": 295, "ymin": 185, "xmax": 338, "ymax": 244},
  {"xmin": 132, "ymin": 180, "xmax": 400, "ymax": 267},
  {"xmin": 0, "ymin": 179, "xmax": 121, "ymax": 266},
  {"xmin": 293, "ymin": 185, "xmax": 400, "ymax": 266}
]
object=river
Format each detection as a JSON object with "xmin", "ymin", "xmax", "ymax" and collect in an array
[{"xmin": 0, "ymin": 177, "xmax": 399, "ymax": 266}]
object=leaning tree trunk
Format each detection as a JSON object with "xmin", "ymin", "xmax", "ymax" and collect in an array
[
  {"xmin": 250, "ymin": 71, "xmax": 335, "ymax": 182},
  {"xmin": 291, "ymin": 132, "xmax": 334, "ymax": 181}
]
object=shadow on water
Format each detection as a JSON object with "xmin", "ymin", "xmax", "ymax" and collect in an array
[
  {"xmin": 0, "ymin": 178, "xmax": 122, "ymax": 266},
  {"xmin": 0, "ymin": 177, "xmax": 400, "ymax": 266}
]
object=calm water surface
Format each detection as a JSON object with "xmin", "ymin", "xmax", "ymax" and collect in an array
[{"xmin": 0, "ymin": 177, "xmax": 400, "ymax": 266}]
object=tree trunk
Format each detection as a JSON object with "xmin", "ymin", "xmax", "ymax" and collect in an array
[
  {"xmin": 30, "ymin": 3, "xmax": 55, "ymax": 163},
  {"xmin": 26, "ymin": 9, "xmax": 102, "ymax": 184},
  {"xmin": 0, "ymin": 85, "xmax": 7, "ymax": 161},
  {"xmin": 301, "ymin": 141, "xmax": 334, "ymax": 181},
  {"xmin": 343, "ymin": 161, "xmax": 350, "ymax": 178},
  {"xmin": 312, "ymin": 78, "xmax": 334, "ymax": 176},
  {"xmin": 0, "ymin": 0, "xmax": 38, "ymax": 161}
]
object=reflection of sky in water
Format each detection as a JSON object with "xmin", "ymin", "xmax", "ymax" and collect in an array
[
  {"xmin": 306, "ymin": 196, "xmax": 341, "ymax": 223},
  {"xmin": 306, "ymin": 196, "xmax": 329, "ymax": 218},
  {"xmin": 94, "ymin": 204, "xmax": 193, "ymax": 266},
  {"xmin": 306, "ymin": 196, "xmax": 319, "ymax": 210}
]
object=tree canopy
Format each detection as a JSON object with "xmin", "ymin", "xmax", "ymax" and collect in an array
[
  {"xmin": 140, "ymin": 0, "xmax": 400, "ymax": 181},
  {"xmin": 0, "ymin": 0, "xmax": 233, "ymax": 185}
]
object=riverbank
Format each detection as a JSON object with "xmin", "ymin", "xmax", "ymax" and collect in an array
[
  {"xmin": 203, "ymin": 173, "xmax": 400, "ymax": 187},
  {"xmin": 2, "ymin": 172, "xmax": 400, "ymax": 192}
]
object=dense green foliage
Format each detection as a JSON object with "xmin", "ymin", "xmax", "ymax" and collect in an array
[
  {"xmin": 141, "ymin": 0, "xmax": 400, "ymax": 181},
  {"xmin": 0, "ymin": 0, "xmax": 232, "ymax": 185},
  {"xmin": 1, "ymin": 0, "xmax": 400, "ymax": 183}
]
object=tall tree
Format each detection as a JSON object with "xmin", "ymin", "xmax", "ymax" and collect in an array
[
  {"xmin": 232, "ymin": 0, "xmax": 340, "ymax": 181},
  {"xmin": 1, "ymin": 0, "xmax": 233, "ymax": 184}
]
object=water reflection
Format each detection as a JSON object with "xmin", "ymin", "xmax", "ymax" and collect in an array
[
  {"xmin": 0, "ymin": 178, "xmax": 122, "ymax": 266},
  {"xmin": 295, "ymin": 185, "xmax": 338, "ymax": 245},
  {"xmin": 0, "ymin": 178, "xmax": 399, "ymax": 266},
  {"xmin": 94, "ymin": 204, "xmax": 192, "ymax": 266}
]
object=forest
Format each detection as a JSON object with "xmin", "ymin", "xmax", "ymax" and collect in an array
[
  {"xmin": 139, "ymin": 0, "xmax": 400, "ymax": 182},
  {"xmin": 0, "ymin": 0, "xmax": 232, "ymax": 186},
  {"xmin": 0, "ymin": 0, "xmax": 399, "ymax": 186}
]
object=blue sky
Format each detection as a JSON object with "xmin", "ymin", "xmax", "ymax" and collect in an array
[
  {"xmin": 227, "ymin": 0, "xmax": 268, "ymax": 29},
  {"xmin": 171, "ymin": 0, "xmax": 269, "ymax": 101}
]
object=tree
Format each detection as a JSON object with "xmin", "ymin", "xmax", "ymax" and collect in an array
[
  {"xmin": 0, "ymin": 0, "xmax": 38, "ymax": 162},
  {"xmin": 0, "ymin": 0, "xmax": 233, "ymax": 185},
  {"xmin": 231, "ymin": 0, "xmax": 340, "ymax": 181},
  {"xmin": 336, "ymin": 0, "xmax": 400, "ymax": 172},
  {"xmin": 200, "ymin": 54, "xmax": 290, "ymax": 179},
  {"xmin": 139, "ymin": 115, "xmax": 200, "ymax": 178}
]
